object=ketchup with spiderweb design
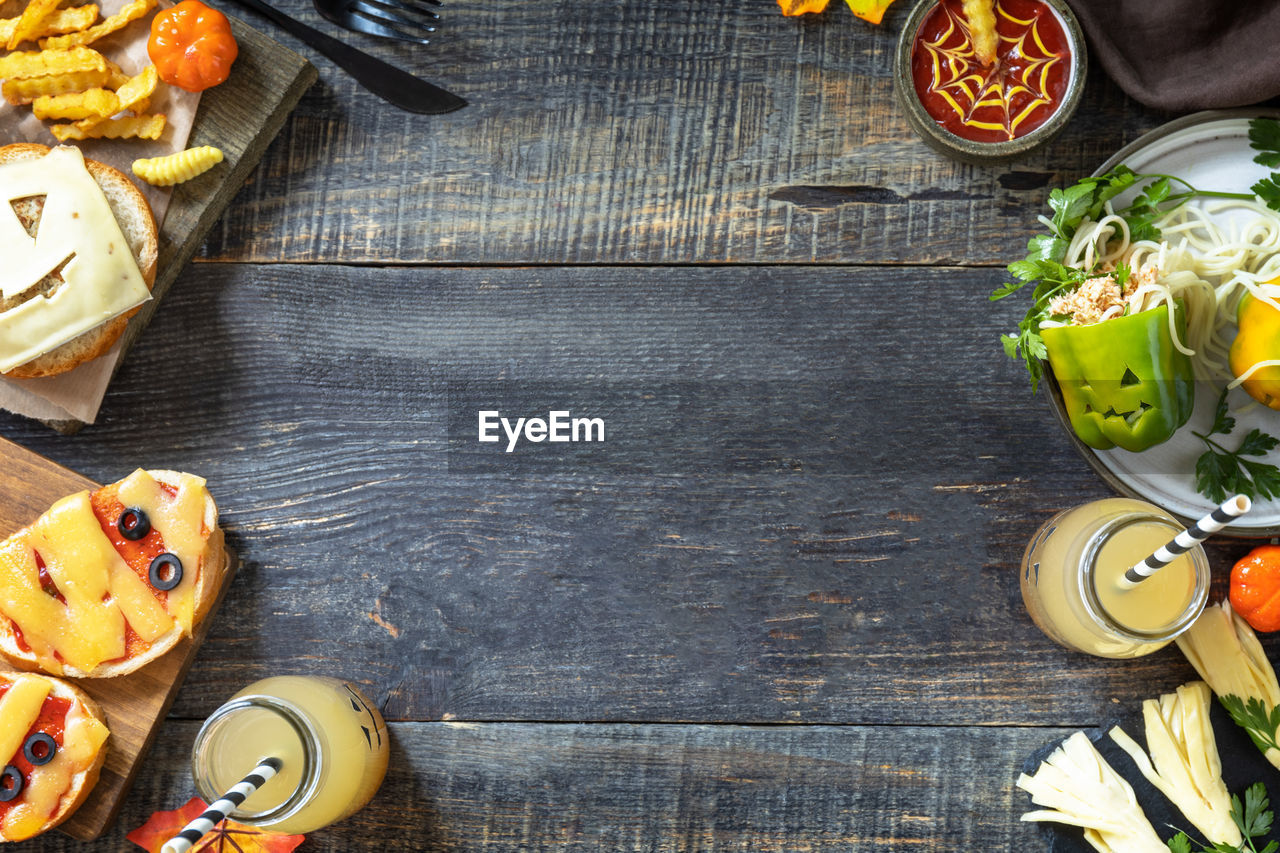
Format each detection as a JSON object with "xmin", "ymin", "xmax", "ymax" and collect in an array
[{"xmin": 910, "ymin": 0, "xmax": 1070, "ymax": 143}]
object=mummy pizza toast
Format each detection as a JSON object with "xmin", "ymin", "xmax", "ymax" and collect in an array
[
  {"xmin": 0, "ymin": 469, "xmax": 226, "ymax": 678},
  {"xmin": 0, "ymin": 669, "xmax": 109, "ymax": 841}
]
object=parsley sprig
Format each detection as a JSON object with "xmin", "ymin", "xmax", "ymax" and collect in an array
[
  {"xmin": 1193, "ymin": 389, "xmax": 1280, "ymax": 503},
  {"xmin": 1219, "ymin": 695, "xmax": 1280, "ymax": 759},
  {"xmin": 1249, "ymin": 118, "xmax": 1280, "ymax": 207},
  {"xmin": 1168, "ymin": 782, "xmax": 1278, "ymax": 853}
]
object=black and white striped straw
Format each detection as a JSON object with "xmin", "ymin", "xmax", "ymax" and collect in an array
[
  {"xmin": 1119, "ymin": 495, "xmax": 1252, "ymax": 588},
  {"xmin": 161, "ymin": 757, "xmax": 283, "ymax": 853}
]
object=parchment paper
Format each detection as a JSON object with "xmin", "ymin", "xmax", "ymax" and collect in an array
[{"xmin": 0, "ymin": 0, "xmax": 202, "ymax": 424}]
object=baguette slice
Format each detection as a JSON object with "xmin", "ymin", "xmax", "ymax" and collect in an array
[
  {"xmin": 0, "ymin": 469, "xmax": 226, "ymax": 678},
  {"xmin": 0, "ymin": 669, "xmax": 109, "ymax": 841},
  {"xmin": 0, "ymin": 142, "xmax": 157, "ymax": 379}
]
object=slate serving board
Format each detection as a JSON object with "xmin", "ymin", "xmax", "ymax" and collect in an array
[
  {"xmin": 1023, "ymin": 699, "xmax": 1280, "ymax": 851},
  {"xmin": 0, "ymin": 436, "xmax": 239, "ymax": 840}
]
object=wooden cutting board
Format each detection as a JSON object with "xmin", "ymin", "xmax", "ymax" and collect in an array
[
  {"xmin": 0, "ymin": 436, "xmax": 238, "ymax": 840},
  {"xmin": 46, "ymin": 13, "xmax": 318, "ymax": 432}
]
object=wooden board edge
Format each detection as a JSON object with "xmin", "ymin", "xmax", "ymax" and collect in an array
[
  {"xmin": 0, "ymin": 436, "xmax": 97, "ymax": 500},
  {"xmin": 59, "ymin": 545, "xmax": 241, "ymax": 840}
]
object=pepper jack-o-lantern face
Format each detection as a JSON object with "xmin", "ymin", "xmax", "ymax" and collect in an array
[{"xmin": 1042, "ymin": 303, "xmax": 1195, "ymax": 452}]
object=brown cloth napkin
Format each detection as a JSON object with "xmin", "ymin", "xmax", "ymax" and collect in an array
[{"xmin": 1066, "ymin": 0, "xmax": 1280, "ymax": 111}]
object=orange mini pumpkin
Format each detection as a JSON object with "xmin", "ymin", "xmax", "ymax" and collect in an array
[
  {"xmin": 1230, "ymin": 545, "xmax": 1280, "ymax": 633},
  {"xmin": 148, "ymin": 0, "xmax": 238, "ymax": 93}
]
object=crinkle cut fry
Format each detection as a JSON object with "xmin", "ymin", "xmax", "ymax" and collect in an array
[
  {"xmin": 0, "ymin": 6, "xmax": 98, "ymax": 46},
  {"xmin": 39, "ymin": 0, "xmax": 156, "ymax": 49}
]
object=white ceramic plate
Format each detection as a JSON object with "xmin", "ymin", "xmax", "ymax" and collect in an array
[{"xmin": 1047, "ymin": 111, "xmax": 1280, "ymax": 537}]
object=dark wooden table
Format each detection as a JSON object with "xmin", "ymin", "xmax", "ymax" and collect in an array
[{"xmin": 2, "ymin": 0, "xmax": 1267, "ymax": 849}]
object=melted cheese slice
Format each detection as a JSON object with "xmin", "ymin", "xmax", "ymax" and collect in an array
[
  {"xmin": 0, "ymin": 675, "xmax": 50, "ymax": 769},
  {"xmin": 115, "ymin": 469, "xmax": 206, "ymax": 634},
  {"xmin": 0, "ymin": 145, "xmax": 150, "ymax": 372},
  {"xmin": 0, "ymin": 469, "xmax": 210, "ymax": 674},
  {"xmin": 0, "ymin": 674, "xmax": 107, "ymax": 841}
]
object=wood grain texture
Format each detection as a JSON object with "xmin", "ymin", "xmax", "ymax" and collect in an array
[
  {"xmin": 0, "ymin": 263, "xmax": 1257, "ymax": 728},
  {"xmin": 0, "ymin": 440, "xmax": 238, "ymax": 840},
  {"xmin": 17, "ymin": 720, "xmax": 1075, "ymax": 851},
  {"xmin": 196, "ymin": 0, "xmax": 1170, "ymax": 265}
]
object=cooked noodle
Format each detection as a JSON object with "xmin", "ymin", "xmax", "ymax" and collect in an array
[{"xmin": 1043, "ymin": 199, "xmax": 1280, "ymax": 386}]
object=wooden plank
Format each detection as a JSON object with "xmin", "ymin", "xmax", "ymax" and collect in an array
[
  {"xmin": 0, "ymin": 439, "xmax": 239, "ymax": 839},
  {"xmin": 0, "ymin": 264, "xmax": 1254, "ymax": 726},
  {"xmin": 15, "ymin": 721, "xmax": 1076, "ymax": 851},
  {"xmin": 198, "ymin": 0, "xmax": 1165, "ymax": 265}
]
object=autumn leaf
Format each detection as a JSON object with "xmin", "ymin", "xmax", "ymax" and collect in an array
[
  {"xmin": 127, "ymin": 797, "xmax": 306, "ymax": 853},
  {"xmin": 844, "ymin": 0, "xmax": 897, "ymax": 23},
  {"xmin": 778, "ymin": 0, "xmax": 831, "ymax": 15}
]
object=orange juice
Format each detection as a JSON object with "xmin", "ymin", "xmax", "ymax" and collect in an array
[
  {"xmin": 191, "ymin": 676, "xmax": 389, "ymax": 834},
  {"xmin": 1020, "ymin": 498, "xmax": 1208, "ymax": 658}
]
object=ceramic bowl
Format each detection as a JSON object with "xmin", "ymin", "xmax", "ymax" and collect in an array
[{"xmin": 893, "ymin": 0, "xmax": 1087, "ymax": 164}]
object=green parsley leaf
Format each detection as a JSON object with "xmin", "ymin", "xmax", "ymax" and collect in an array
[
  {"xmin": 1239, "ymin": 429, "xmax": 1280, "ymax": 458},
  {"xmin": 1168, "ymin": 833, "xmax": 1194, "ymax": 853},
  {"xmin": 1250, "ymin": 118, "xmax": 1280, "ymax": 169},
  {"xmin": 1219, "ymin": 695, "xmax": 1280, "ymax": 757},
  {"xmin": 1242, "ymin": 783, "xmax": 1274, "ymax": 840},
  {"xmin": 1253, "ymin": 176, "xmax": 1280, "ymax": 210},
  {"xmin": 990, "ymin": 281, "xmax": 1023, "ymax": 301},
  {"xmin": 1192, "ymin": 392, "xmax": 1280, "ymax": 504},
  {"xmin": 1026, "ymin": 234, "xmax": 1067, "ymax": 262},
  {"xmin": 1211, "ymin": 388, "xmax": 1236, "ymax": 436}
]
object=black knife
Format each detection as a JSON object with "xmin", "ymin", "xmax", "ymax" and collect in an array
[{"xmin": 228, "ymin": 0, "xmax": 467, "ymax": 114}]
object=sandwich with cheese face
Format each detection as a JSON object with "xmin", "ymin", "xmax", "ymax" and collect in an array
[
  {"xmin": 0, "ymin": 469, "xmax": 226, "ymax": 678},
  {"xmin": 0, "ymin": 669, "xmax": 108, "ymax": 842},
  {"xmin": 0, "ymin": 143, "xmax": 158, "ymax": 379}
]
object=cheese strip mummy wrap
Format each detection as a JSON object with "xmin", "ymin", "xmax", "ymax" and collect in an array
[{"xmin": 0, "ymin": 469, "xmax": 225, "ymax": 678}]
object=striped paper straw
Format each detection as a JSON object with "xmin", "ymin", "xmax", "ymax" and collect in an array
[
  {"xmin": 161, "ymin": 757, "xmax": 283, "ymax": 853},
  {"xmin": 1118, "ymin": 495, "xmax": 1252, "ymax": 588}
]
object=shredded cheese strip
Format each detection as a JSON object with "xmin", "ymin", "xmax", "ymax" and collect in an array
[
  {"xmin": 1177, "ymin": 601, "xmax": 1280, "ymax": 770},
  {"xmin": 1108, "ymin": 682, "xmax": 1241, "ymax": 846},
  {"xmin": 1017, "ymin": 731, "xmax": 1168, "ymax": 853}
]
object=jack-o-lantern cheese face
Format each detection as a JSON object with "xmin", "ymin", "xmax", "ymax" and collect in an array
[
  {"xmin": 0, "ymin": 670, "xmax": 108, "ymax": 841},
  {"xmin": 0, "ymin": 469, "xmax": 225, "ymax": 679}
]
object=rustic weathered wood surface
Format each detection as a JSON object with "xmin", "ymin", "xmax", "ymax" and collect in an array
[
  {"xmin": 196, "ymin": 0, "xmax": 1171, "ymax": 265},
  {"xmin": 0, "ymin": 0, "xmax": 1266, "ymax": 849}
]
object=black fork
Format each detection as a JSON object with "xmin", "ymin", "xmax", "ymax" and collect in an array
[{"xmin": 313, "ymin": 0, "xmax": 440, "ymax": 44}]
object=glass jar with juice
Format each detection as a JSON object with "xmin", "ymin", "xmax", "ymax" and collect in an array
[
  {"xmin": 191, "ymin": 676, "xmax": 390, "ymax": 834},
  {"xmin": 1020, "ymin": 497, "xmax": 1209, "ymax": 658}
]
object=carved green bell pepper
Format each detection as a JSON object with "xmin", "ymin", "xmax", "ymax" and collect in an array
[{"xmin": 1042, "ymin": 302, "xmax": 1195, "ymax": 452}]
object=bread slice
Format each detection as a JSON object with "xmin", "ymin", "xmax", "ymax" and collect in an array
[
  {"xmin": 0, "ymin": 669, "xmax": 109, "ymax": 841},
  {"xmin": 0, "ymin": 469, "xmax": 226, "ymax": 679},
  {"xmin": 0, "ymin": 142, "xmax": 157, "ymax": 379}
]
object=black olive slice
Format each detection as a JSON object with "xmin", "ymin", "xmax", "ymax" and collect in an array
[
  {"xmin": 117, "ymin": 507, "xmax": 151, "ymax": 541},
  {"xmin": 148, "ymin": 553, "xmax": 183, "ymax": 591},
  {"xmin": 0, "ymin": 766, "xmax": 22, "ymax": 802},
  {"xmin": 22, "ymin": 733, "xmax": 56, "ymax": 766}
]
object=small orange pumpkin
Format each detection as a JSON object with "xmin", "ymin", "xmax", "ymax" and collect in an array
[{"xmin": 1230, "ymin": 545, "xmax": 1280, "ymax": 633}]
